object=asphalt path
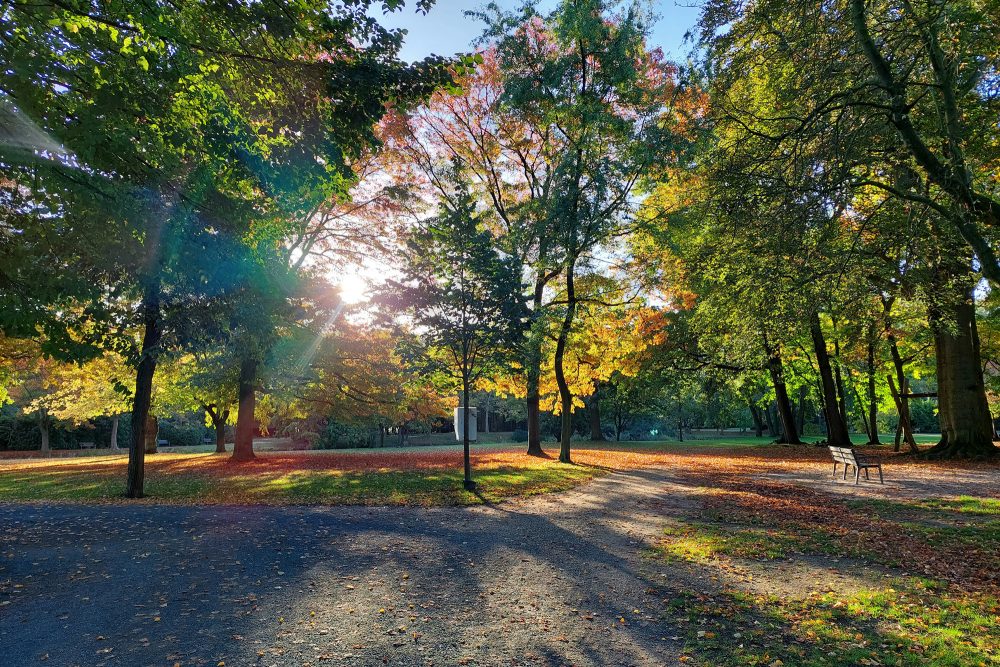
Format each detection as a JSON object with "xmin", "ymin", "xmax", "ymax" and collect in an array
[{"xmin": 0, "ymin": 468, "xmax": 692, "ymax": 667}]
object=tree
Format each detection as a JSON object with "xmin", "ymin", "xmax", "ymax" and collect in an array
[
  {"xmin": 1, "ymin": 0, "xmax": 456, "ymax": 495},
  {"xmin": 484, "ymin": 0, "xmax": 684, "ymax": 463},
  {"xmin": 41, "ymin": 352, "xmax": 133, "ymax": 450},
  {"xmin": 381, "ymin": 173, "xmax": 526, "ymax": 490},
  {"xmin": 693, "ymin": 0, "xmax": 999, "ymax": 457}
]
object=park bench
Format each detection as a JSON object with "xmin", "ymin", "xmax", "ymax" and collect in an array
[
  {"xmin": 828, "ymin": 446, "xmax": 883, "ymax": 484},
  {"xmin": 79, "ymin": 441, "xmax": 96, "ymax": 450}
]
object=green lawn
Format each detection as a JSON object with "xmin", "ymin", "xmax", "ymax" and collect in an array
[
  {"xmin": 656, "ymin": 470, "xmax": 1000, "ymax": 667},
  {"xmin": 0, "ymin": 447, "xmax": 603, "ymax": 505}
]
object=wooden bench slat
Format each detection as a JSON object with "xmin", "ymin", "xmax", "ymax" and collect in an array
[{"xmin": 828, "ymin": 445, "xmax": 884, "ymax": 485}]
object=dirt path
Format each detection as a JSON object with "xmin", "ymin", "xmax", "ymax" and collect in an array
[{"xmin": 0, "ymin": 468, "xmax": 696, "ymax": 667}]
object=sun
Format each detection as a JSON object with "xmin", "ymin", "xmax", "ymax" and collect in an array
[{"xmin": 338, "ymin": 272, "xmax": 370, "ymax": 305}]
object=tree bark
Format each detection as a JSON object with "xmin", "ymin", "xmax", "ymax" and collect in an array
[
  {"xmin": 215, "ymin": 409, "xmax": 228, "ymax": 453},
  {"xmin": 763, "ymin": 402, "xmax": 776, "ymax": 438},
  {"xmin": 525, "ymin": 274, "xmax": 546, "ymax": 456},
  {"xmin": 110, "ymin": 414, "xmax": 120, "ymax": 451},
  {"xmin": 887, "ymin": 335, "xmax": 918, "ymax": 453},
  {"xmin": 554, "ymin": 261, "xmax": 578, "ymax": 464},
  {"xmin": 866, "ymin": 335, "xmax": 881, "ymax": 445},
  {"xmin": 763, "ymin": 337, "xmax": 802, "ymax": 444},
  {"xmin": 126, "ymin": 287, "xmax": 162, "ymax": 498},
  {"xmin": 38, "ymin": 412, "xmax": 49, "ymax": 454},
  {"xmin": 923, "ymin": 291, "xmax": 998, "ymax": 458},
  {"xmin": 796, "ymin": 385, "xmax": 807, "ymax": 437},
  {"xmin": 462, "ymin": 375, "xmax": 474, "ymax": 491},
  {"xmin": 144, "ymin": 414, "xmax": 158, "ymax": 454},
  {"xmin": 809, "ymin": 313, "xmax": 851, "ymax": 446},
  {"xmin": 232, "ymin": 358, "xmax": 257, "ymax": 462},
  {"xmin": 748, "ymin": 402, "xmax": 764, "ymax": 437}
]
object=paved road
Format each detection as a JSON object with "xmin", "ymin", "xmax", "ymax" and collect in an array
[{"xmin": 0, "ymin": 469, "xmax": 692, "ymax": 667}]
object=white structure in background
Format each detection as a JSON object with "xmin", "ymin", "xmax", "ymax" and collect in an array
[{"xmin": 454, "ymin": 407, "xmax": 478, "ymax": 441}]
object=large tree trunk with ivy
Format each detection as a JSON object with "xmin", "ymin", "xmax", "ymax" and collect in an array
[
  {"xmin": 555, "ymin": 262, "xmax": 578, "ymax": 463},
  {"xmin": 810, "ymin": 313, "xmax": 851, "ymax": 446},
  {"xmin": 232, "ymin": 358, "xmax": 257, "ymax": 462},
  {"xmin": 923, "ymin": 293, "xmax": 997, "ymax": 459},
  {"xmin": 763, "ymin": 338, "xmax": 801, "ymax": 444},
  {"xmin": 126, "ymin": 287, "xmax": 162, "ymax": 498},
  {"xmin": 525, "ymin": 274, "xmax": 546, "ymax": 456}
]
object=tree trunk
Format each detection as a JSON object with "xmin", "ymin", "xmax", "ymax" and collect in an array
[
  {"xmin": 748, "ymin": 402, "xmax": 764, "ymax": 437},
  {"xmin": 110, "ymin": 414, "xmax": 120, "ymax": 451},
  {"xmin": 866, "ymin": 335, "xmax": 881, "ymax": 445},
  {"xmin": 555, "ymin": 261, "xmax": 577, "ymax": 463},
  {"xmin": 215, "ymin": 409, "xmax": 228, "ymax": 454},
  {"xmin": 38, "ymin": 412, "xmax": 50, "ymax": 454},
  {"xmin": 923, "ymin": 293, "xmax": 997, "ymax": 458},
  {"xmin": 462, "ymin": 375, "xmax": 474, "ymax": 491},
  {"xmin": 832, "ymin": 332, "xmax": 851, "ymax": 436},
  {"xmin": 887, "ymin": 336, "xmax": 918, "ymax": 453},
  {"xmin": 144, "ymin": 415, "xmax": 158, "ymax": 454},
  {"xmin": 588, "ymin": 384, "xmax": 605, "ymax": 441},
  {"xmin": 764, "ymin": 337, "xmax": 802, "ymax": 444},
  {"xmin": 126, "ymin": 287, "xmax": 162, "ymax": 498},
  {"xmin": 525, "ymin": 274, "xmax": 546, "ymax": 456},
  {"xmin": 796, "ymin": 385, "xmax": 807, "ymax": 436},
  {"xmin": 809, "ymin": 313, "xmax": 851, "ymax": 446},
  {"xmin": 232, "ymin": 358, "xmax": 257, "ymax": 462},
  {"xmin": 763, "ymin": 402, "xmax": 776, "ymax": 437}
]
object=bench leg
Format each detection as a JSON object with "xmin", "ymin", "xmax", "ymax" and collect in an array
[
  {"xmin": 878, "ymin": 466, "xmax": 883, "ymax": 484},
  {"xmin": 833, "ymin": 462, "xmax": 839, "ymax": 478},
  {"xmin": 844, "ymin": 464, "xmax": 849, "ymax": 480},
  {"xmin": 864, "ymin": 468, "xmax": 870, "ymax": 480},
  {"xmin": 855, "ymin": 467, "xmax": 861, "ymax": 485}
]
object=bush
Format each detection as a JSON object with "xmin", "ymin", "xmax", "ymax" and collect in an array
[
  {"xmin": 157, "ymin": 413, "xmax": 211, "ymax": 448},
  {"xmin": 510, "ymin": 429, "xmax": 528, "ymax": 443},
  {"xmin": 802, "ymin": 422, "xmax": 824, "ymax": 436},
  {"xmin": 317, "ymin": 420, "xmax": 376, "ymax": 449}
]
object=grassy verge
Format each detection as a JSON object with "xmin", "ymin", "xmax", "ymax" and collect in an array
[
  {"xmin": 655, "ymin": 480, "xmax": 1000, "ymax": 666},
  {"xmin": 0, "ymin": 449, "xmax": 603, "ymax": 505}
]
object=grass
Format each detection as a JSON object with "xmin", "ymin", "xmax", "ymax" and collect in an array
[
  {"xmin": 654, "ymin": 456, "xmax": 1000, "ymax": 667},
  {"xmin": 664, "ymin": 578, "xmax": 999, "ymax": 667},
  {"xmin": 0, "ymin": 436, "xmax": 801, "ymax": 505},
  {"xmin": 0, "ymin": 448, "xmax": 606, "ymax": 505}
]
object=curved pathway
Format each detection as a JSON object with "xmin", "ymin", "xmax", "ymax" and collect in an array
[{"xmin": 0, "ymin": 468, "xmax": 692, "ymax": 667}]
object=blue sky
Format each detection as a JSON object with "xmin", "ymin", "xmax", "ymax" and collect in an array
[{"xmin": 372, "ymin": 0, "xmax": 703, "ymax": 62}]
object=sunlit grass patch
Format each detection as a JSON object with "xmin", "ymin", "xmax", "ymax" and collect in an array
[
  {"xmin": 665, "ymin": 578, "xmax": 999, "ymax": 667},
  {"xmin": 660, "ymin": 521, "xmax": 815, "ymax": 561},
  {"xmin": 914, "ymin": 496, "xmax": 1000, "ymax": 516}
]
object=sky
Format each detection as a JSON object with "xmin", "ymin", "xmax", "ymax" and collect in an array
[{"xmin": 371, "ymin": 0, "xmax": 703, "ymax": 62}]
